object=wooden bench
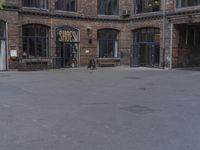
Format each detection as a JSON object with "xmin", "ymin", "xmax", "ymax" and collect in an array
[{"xmin": 97, "ymin": 58, "xmax": 120, "ymax": 67}]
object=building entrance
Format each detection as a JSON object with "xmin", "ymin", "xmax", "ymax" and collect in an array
[
  {"xmin": 131, "ymin": 43, "xmax": 159, "ymax": 67},
  {"xmin": 55, "ymin": 26, "xmax": 79, "ymax": 68},
  {"xmin": 131, "ymin": 28, "xmax": 160, "ymax": 67},
  {"xmin": 59, "ymin": 43, "xmax": 79, "ymax": 68}
]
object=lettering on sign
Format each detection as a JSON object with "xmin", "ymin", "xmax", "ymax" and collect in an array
[{"xmin": 58, "ymin": 30, "xmax": 78, "ymax": 42}]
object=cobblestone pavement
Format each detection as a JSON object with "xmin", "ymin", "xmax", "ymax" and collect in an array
[{"xmin": 0, "ymin": 67, "xmax": 200, "ymax": 150}]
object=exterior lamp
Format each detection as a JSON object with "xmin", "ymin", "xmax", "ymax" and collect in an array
[{"xmin": 154, "ymin": 0, "xmax": 159, "ymax": 4}]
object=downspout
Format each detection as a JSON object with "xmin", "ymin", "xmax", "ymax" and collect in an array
[
  {"xmin": 169, "ymin": 23, "xmax": 173, "ymax": 70},
  {"xmin": 162, "ymin": 0, "xmax": 166, "ymax": 69}
]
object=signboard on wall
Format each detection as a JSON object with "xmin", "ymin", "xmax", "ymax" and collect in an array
[{"xmin": 56, "ymin": 27, "xmax": 79, "ymax": 43}]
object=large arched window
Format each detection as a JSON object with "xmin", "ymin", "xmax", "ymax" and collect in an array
[
  {"xmin": 98, "ymin": 29, "xmax": 119, "ymax": 58},
  {"xmin": 55, "ymin": 0, "xmax": 77, "ymax": 12},
  {"xmin": 22, "ymin": 25, "xmax": 49, "ymax": 58},
  {"xmin": 135, "ymin": 0, "xmax": 160, "ymax": 14},
  {"xmin": 176, "ymin": 0, "xmax": 200, "ymax": 8},
  {"xmin": 98, "ymin": 0, "xmax": 119, "ymax": 15},
  {"xmin": 0, "ymin": 21, "xmax": 6, "ymax": 70},
  {"xmin": 22, "ymin": 0, "xmax": 48, "ymax": 9}
]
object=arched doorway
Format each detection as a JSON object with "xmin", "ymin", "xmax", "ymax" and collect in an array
[
  {"xmin": 55, "ymin": 26, "xmax": 80, "ymax": 68},
  {"xmin": 0, "ymin": 20, "xmax": 7, "ymax": 71},
  {"xmin": 131, "ymin": 28, "xmax": 160, "ymax": 67}
]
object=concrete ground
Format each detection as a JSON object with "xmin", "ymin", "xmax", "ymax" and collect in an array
[{"xmin": 0, "ymin": 67, "xmax": 200, "ymax": 150}]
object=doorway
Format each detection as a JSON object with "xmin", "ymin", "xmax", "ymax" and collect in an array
[
  {"xmin": 60, "ymin": 43, "xmax": 79, "ymax": 68},
  {"xmin": 131, "ymin": 42, "xmax": 159, "ymax": 67},
  {"xmin": 55, "ymin": 26, "xmax": 80, "ymax": 68},
  {"xmin": 131, "ymin": 28, "xmax": 160, "ymax": 68}
]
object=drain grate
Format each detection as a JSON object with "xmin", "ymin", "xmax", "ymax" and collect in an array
[{"xmin": 121, "ymin": 105, "xmax": 155, "ymax": 115}]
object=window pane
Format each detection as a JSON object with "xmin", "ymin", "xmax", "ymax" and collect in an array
[
  {"xmin": 135, "ymin": 0, "xmax": 160, "ymax": 14},
  {"xmin": 98, "ymin": 0, "xmax": 119, "ymax": 15},
  {"xmin": 22, "ymin": 0, "xmax": 48, "ymax": 9},
  {"xmin": 98, "ymin": 29, "xmax": 119, "ymax": 58},
  {"xmin": 22, "ymin": 25, "xmax": 49, "ymax": 58},
  {"xmin": 177, "ymin": 0, "xmax": 200, "ymax": 8},
  {"xmin": 55, "ymin": 0, "xmax": 77, "ymax": 12}
]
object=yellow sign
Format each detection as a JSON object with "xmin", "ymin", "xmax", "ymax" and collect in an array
[{"xmin": 58, "ymin": 30, "xmax": 78, "ymax": 43}]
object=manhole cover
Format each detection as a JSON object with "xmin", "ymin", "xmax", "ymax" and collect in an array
[{"xmin": 121, "ymin": 105, "xmax": 155, "ymax": 115}]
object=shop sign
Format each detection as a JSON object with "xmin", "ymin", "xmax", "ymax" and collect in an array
[{"xmin": 57, "ymin": 29, "xmax": 79, "ymax": 43}]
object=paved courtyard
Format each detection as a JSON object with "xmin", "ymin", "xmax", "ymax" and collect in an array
[{"xmin": 0, "ymin": 67, "xmax": 200, "ymax": 150}]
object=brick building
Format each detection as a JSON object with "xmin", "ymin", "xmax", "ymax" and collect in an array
[{"xmin": 0, "ymin": 0, "xmax": 200, "ymax": 71}]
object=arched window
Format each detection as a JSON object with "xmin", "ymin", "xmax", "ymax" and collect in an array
[
  {"xmin": 98, "ymin": 0, "xmax": 119, "ymax": 15},
  {"xmin": 133, "ymin": 28, "xmax": 160, "ymax": 43},
  {"xmin": 0, "ymin": 21, "xmax": 6, "ymax": 70},
  {"xmin": 22, "ymin": 25, "xmax": 49, "ymax": 58},
  {"xmin": 22, "ymin": 0, "xmax": 48, "ymax": 9},
  {"xmin": 98, "ymin": 29, "xmax": 119, "ymax": 58},
  {"xmin": 55, "ymin": 0, "xmax": 77, "ymax": 12},
  {"xmin": 135, "ymin": 0, "xmax": 160, "ymax": 14}
]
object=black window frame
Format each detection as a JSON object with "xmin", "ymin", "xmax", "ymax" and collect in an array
[
  {"xmin": 22, "ymin": 0, "xmax": 48, "ymax": 9},
  {"xmin": 55, "ymin": 0, "xmax": 77, "ymax": 12},
  {"xmin": 176, "ymin": 0, "xmax": 200, "ymax": 8},
  {"xmin": 22, "ymin": 24, "xmax": 49, "ymax": 58},
  {"xmin": 133, "ymin": 28, "xmax": 160, "ymax": 43},
  {"xmin": 98, "ymin": 0, "xmax": 119, "ymax": 15},
  {"xmin": 134, "ymin": 0, "xmax": 160, "ymax": 14},
  {"xmin": 98, "ymin": 29, "xmax": 119, "ymax": 58}
]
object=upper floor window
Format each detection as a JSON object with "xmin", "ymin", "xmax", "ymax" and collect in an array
[
  {"xmin": 176, "ymin": 0, "xmax": 200, "ymax": 8},
  {"xmin": 98, "ymin": 0, "xmax": 119, "ymax": 15},
  {"xmin": 22, "ymin": 0, "xmax": 48, "ymax": 9},
  {"xmin": 135, "ymin": 0, "xmax": 160, "ymax": 14},
  {"xmin": 55, "ymin": 0, "xmax": 77, "ymax": 12}
]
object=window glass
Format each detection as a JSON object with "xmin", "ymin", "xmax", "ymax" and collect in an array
[
  {"xmin": 133, "ymin": 28, "xmax": 160, "ymax": 43},
  {"xmin": 98, "ymin": 29, "xmax": 119, "ymax": 58},
  {"xmin": 98, "ymin": 0, "xmax": 119, "ymax": 15},
  {"xmin": 55, "ymin": 0, "xmax": 77, "ymax": 12},
  {"xmin": 22, "ymin": 0, "xmax": 48, "ymax": 9},
  {"xmin": 0, "ymin": 21, "xmax": 6, "ymax": 39},
  {"xmin": 135, "ymin": 0, "xmax": 160, "ymax": 14},
  {"xmin": 177, "ymin": 0, "xmax": 200, "ymax": 8},
  {"xmin": 22, "ymin": 25, "xmax": 49, "ymax": 58}
]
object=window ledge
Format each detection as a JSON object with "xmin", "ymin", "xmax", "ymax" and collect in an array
[
  {"xmin": 97, "ymin": 14, "xmax": 120, "ymax": 19},
  {"xmin": 21, "ymin": 7, "xmax": 49, "ymax": 12},
  {"xmin": 133, "ymin": 11, "xmax": 162, "ymax": 17},
  {"xmin": 55, "ymin": 10, "xmax": 78, "ymax": 15}
]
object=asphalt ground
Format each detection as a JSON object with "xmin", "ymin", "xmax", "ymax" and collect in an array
[{"xmin": 0, "ymin": 67, "xmax": 200, "ymax": 150}]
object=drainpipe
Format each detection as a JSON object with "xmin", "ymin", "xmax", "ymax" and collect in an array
[
  {"xmin": 162, "ymin": 0, "xmax": 166, "ymax": 69},
  {"xmin": 169, "ymin": 23, "xmax": 173, "ymax": 70}
]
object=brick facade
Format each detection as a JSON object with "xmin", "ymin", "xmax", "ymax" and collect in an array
[{"xmin": 1, "ymin": 0, "xmax": 200, "ymax": 70}]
